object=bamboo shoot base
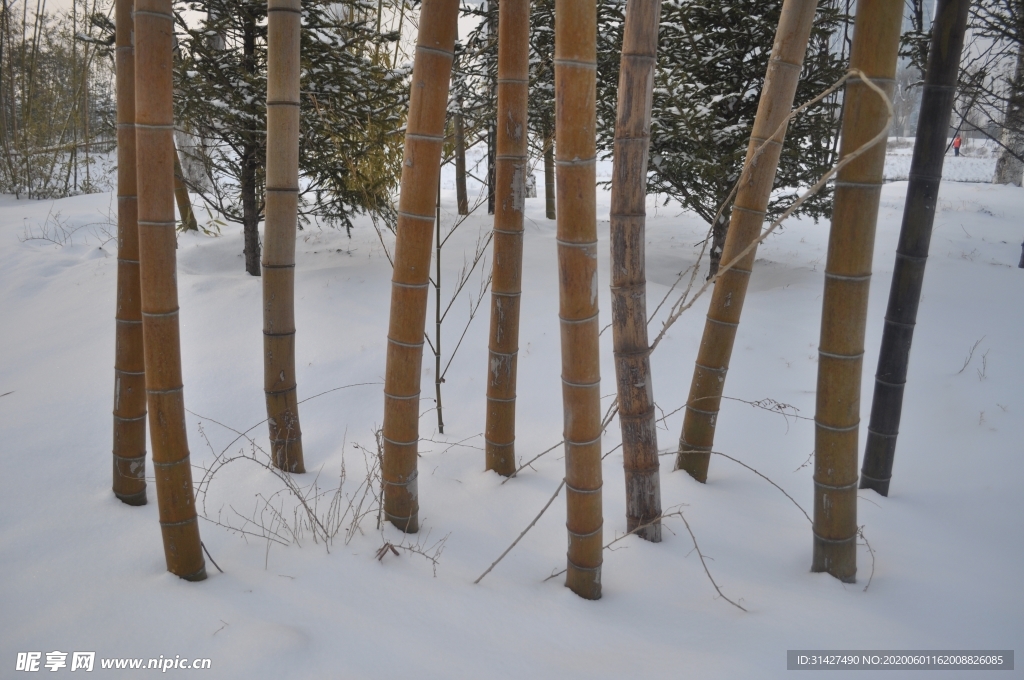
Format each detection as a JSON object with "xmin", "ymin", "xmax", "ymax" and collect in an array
[{"xmin": 811, "ymin": 534, "xmax": 856, "ymax": 583}]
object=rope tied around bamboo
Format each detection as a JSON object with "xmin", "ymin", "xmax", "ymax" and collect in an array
[{"xmin": 644, "ymin": 69, "xmax": 892, "ymax": 360}]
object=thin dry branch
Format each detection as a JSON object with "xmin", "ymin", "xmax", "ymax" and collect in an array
[
  {"xmin": 956, "ymin": 336, "xmax": 985, "ymax": 374},
  {"xmin": 474, "ymin": 480, "xmax": 566, "ymax": 584},
  {"xmin": 677, "ymin": 511, "xmax": 747, "ymax": 611}
]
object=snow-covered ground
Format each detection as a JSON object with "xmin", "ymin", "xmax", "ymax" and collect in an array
[
  {"xmin": 1, "ymin": 156, "xmax": 1021, "ymax": 678},
  {"xmin": 884, "ymin": 137, "xmax": 1000, "ymax": 183}
]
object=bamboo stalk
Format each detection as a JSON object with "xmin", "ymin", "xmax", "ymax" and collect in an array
[
  {"xmin": 263, "ymin": 0, "xmax": 305, "ymax": 473},
  {"xmin": 134, "ymin": 0, "xmax": 206, "ymax": 580},
  {"xmin": 861, "ymin": 0, "xmax": 970, "ymax": 497},
  {"xmin": 676, "ymin": 0, "xmax": 821, "ymax": 483},
  {"xmin": 381, "ymin": 0, "xmax": 459, "ymax": 533},
  {"xmin": 556, "ymin": 0, "xmax": 602, "ymax": 600},
  {"xmin": 609, "ymin": 0, "xmax": 663, "ymax": 541},
  {"xmin": 111, "ymin": 0, "xmax": 147, "ymax": 506},
  {"xmin": 812, "ymin": 0, "xmax": 902, "ymax": 583},
  {"xmin": 484, "ymin": 0, "xmax": 529, "ymax": 477}
]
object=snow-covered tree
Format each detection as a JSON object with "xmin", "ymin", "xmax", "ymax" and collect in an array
[
  {"xmin": 967, "ymin": 0, "xmax": 1024, "ymax": 185},
  {"xmin": 597, "ymin": 0, "xmax": 848, "ymax": 275},
  {"xmin": 528, "ymin": 0, "xmax": 555, "ymax": 218},
  {"xmin": 455, "ymin": 0, "xmax": 498, "ymax": 213},
  {"xmin": 173, "ymin": 0, "xmax": 407, "ymax": 274}
]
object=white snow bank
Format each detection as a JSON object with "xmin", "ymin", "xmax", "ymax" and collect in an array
[{"xmin": 0, "ymin": 171, "xmax": 1021, "ymax": 678}]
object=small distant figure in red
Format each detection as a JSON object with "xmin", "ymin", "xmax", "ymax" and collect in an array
[{"xmin": 953, "ymin": 134, "xmax": 962, "ymax": 157}]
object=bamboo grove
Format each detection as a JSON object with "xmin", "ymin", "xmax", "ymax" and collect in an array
[{"xmin": 105, "ymin": 0, "xmax": 977, "ymax": 597}]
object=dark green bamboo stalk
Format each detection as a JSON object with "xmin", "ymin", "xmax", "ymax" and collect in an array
[
  {"xmin": 812, "ymin": 0, "xmax": 902, "ymax": 583},
  {"xmin": 860, "ymin": 0, "xmax": 971, "ymax": 497}
]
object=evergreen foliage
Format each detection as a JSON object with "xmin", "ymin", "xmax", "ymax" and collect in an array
[
  {"xmin": 173, "ymin": 0, "xmax": 408, "ymax": 244},
  {"xmin": 596, "ymin": 0, "xmax": 848, "ymax": 229},
  {"xmin": 453, "ymin": 1, "xmax": 497, "ymax": 146}
]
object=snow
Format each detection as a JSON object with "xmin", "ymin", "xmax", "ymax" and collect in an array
[
  {"xmin": 884, "ymin": 138, "xmax": 1001, "ymax": 183},
  {"xmin": 0, "ymin": 154, "xmax": 1021, "ymax": 677}
]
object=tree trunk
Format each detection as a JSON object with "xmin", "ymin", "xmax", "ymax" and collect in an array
[
  {"xmin": 487, "ymin": 122, "xmax": 496, "ymax": 214},
  {"xmin": 134, "ymin": 0, "xmax": 206, "ymax": 581},
  {"xmin": 263, "ymin": 0, "xmax": 305, "ymax": 473},
  {"xmin": 207, "ymin": 5, "xmax": 226, "ymax": 51},
  {"xmin": 111, "ymin": 0, "xmax": 147, "ymax": 506},
  {"xmin": 544, "ymin": 133, "xmax": 555, "ymax": 219},
  {"xmin": 381, "ymin": 0, "xmax": 459, "ymax": 534},
  {"xmin": 993, "ymin": 44, "xmax": 1024, "ymax": 186},
  {"xmin": 242, "ymin": 10, "xmax": 261, "ymax": 276},
  {"xmin": 433, "ymin": 176, "xmax": 444, "ymax": 433},
  {"xmin": 484, "ymin": 0, "xmax": 529, "ymax": 476},
  {"xmin": 454, "ymin": 107, "xmax": 469, "ymax": 214},
  {"xmin": 609, "ymin": 0, "xmax": 662, "ymax": 542},
  {"xmin": 242, "ymin": 141, "xmax": 261, "ymax": 275},
  {"xmin": 556, "ymin": 0, "xmax": 602, "ymax": 600},
  {"xmin": 1019, "ymin": 240, "xmax": 1024, "ymax": 267},
  {"xmin": 706, "ymin": 209, "xmax": 729, "ymax": 278},
  {"xmin": 861, "ymin": 0, "xmax": 970, "ymax": 497},
  {"xmin": 677, "ymin": 0, "xmax": 821, "ymax": 482},
  {"xmin": 812, "ymin": 0, "xmax": 902, "ymax": 583},
  {"xmin": 172, "ymin": 145, "xmax": 198, "ymax": 231}
]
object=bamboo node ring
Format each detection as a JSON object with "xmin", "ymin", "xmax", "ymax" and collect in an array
[{"xmin": 814, "ymin": 420, "xmax": 859, "ymax": 432}]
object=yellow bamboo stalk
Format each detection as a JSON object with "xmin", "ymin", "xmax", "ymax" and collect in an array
[
  {"xmin": 556, "ymin": 0, "xmax": 602, "ymax": 600},
  {"xmin": 676, "ymin": 0, "xmax": 821, "ymax": 483},
  {"xmin": 381, "ymin": 0, "xmax": 460, "ymax": 533},
  {"xmin": 609, "ymin": 0, "xmax": 663, "ymax": 542},
  {"xmin": 135, "ymin": 0, "xmax": 206, "ymax": 580},
  {"xmin": 813, "ymin": 0, "xmax": 902, "ymax": 582},
  {"xmin": 111, "ymin": 0, "xmax": 147, "ymax": 505},
  {"xmin": 263, "ymin": 0, "xmax": 305, "ymax": 473},
  {"xmin": 484, "ymin": 0, "xmax": 530, "ymax": 476}
]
